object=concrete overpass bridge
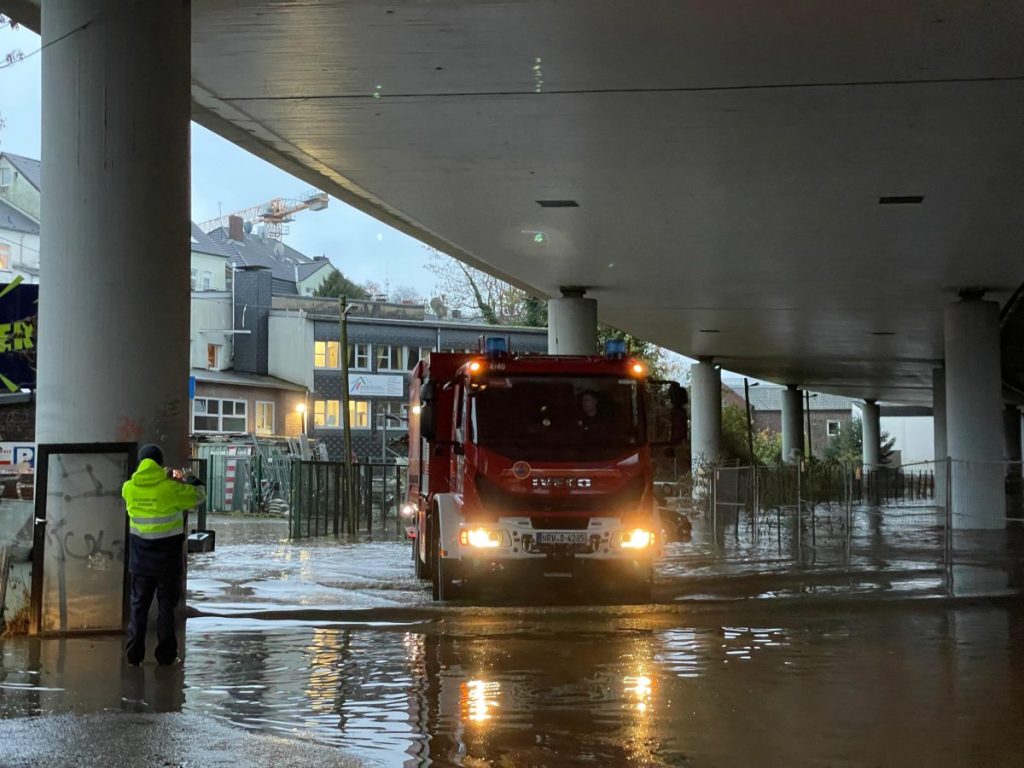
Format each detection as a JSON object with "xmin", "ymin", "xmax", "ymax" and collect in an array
[{"xmin": 4, "ymin": 0, "xmax": 1024, "ymax": 528}]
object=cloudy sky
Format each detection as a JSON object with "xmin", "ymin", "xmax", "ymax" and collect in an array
[{"xmin": 0, "ymin": 22, "xmax": 438, "ymax": 295}]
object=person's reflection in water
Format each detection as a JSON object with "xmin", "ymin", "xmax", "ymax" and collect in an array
[{"xmin": 121, "ymin": 659, "xmax": 185, "ymax": 713}]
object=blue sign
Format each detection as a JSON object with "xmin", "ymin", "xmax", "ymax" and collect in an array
[
  {"xmin": 0, "ymin": 278, "xmax": 38, "ymax": 392},
  {"xmin": 189, "ymin": 375, "xmax": 196, "ymax": 400}
]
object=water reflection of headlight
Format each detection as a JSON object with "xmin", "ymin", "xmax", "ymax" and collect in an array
[
  {"xmin": 624, "ymin": 674, "xmax": 654, "ymax": 713},
  {"xmin": 460, "ymin": 679, "xmax": 501, "ymax": 724}
]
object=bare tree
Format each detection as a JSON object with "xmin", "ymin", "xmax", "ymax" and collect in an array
[
  {"xmin": 390, "ymin": 285, "xmax": 425, "ymax": 305},
  {"xmin": 424, "ymin": 247, "xmax": 540, "ymax": 325},
  {"xmin": 0, "ymin": 15, "xmax": 25, "ymax": 144}
]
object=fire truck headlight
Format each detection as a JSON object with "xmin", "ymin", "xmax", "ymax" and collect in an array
[
  {"xmin": 461, "ymin": 528, "xmax": 504, "ymax": 548},
  {"xmin": 620, "ymin": 528, "xmax": 654, "ymax": 549},
  {"xmin": 400, "ymin": 504, "xmax": 416, "ymax": 518}
]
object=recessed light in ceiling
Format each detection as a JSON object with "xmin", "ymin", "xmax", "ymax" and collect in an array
[
  {"xmin": 879, "ymin": 196, "xmax": 924, "ymax": 205},
  {"xmin": 870, "ymin": 331, "xmax": 896, "ymax": 336},
  {"xmin": 536, "ymin": 199, "xmax": 579, "ymax": 208},
  {"xmin": 699, "ymin": 329, "xmax": 720, "ymax": 333}
]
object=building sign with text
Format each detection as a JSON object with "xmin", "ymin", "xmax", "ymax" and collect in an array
[{"xmin": 349, "ymin": 374, "xmax": 404, "ymax": 398}]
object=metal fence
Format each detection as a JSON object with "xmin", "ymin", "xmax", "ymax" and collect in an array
[
  {"xmin": 289, "ymin": 461, "xmax": 408, "ymax": 539},
  {"xmin": 700, "ymin": 459, "xmax": 1024, "ymax": 593}
]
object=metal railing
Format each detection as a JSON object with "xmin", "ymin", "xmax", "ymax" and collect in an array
[
  {"xmin": 700, "ymin": 458, "xmax": 1024, "ymax": 595},
  {"xmin": 289, "ymin": 461, "xmax": 407, "ymax": 539}
]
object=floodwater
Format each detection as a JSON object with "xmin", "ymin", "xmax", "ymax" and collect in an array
[{"xmin": 2, "ymin": 514, "xmax": 1024, "ymax": 766}]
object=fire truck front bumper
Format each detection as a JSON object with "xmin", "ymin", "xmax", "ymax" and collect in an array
[{"xmin": 451, "ymin": 515, "xmax": 661, "ymax": 569}]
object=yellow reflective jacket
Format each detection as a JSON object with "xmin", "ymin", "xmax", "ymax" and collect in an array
[{"xmin": 121, "ymin": 459, "xmax": 206, "ymax": 540}]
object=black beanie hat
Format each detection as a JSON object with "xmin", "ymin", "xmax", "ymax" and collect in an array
[{"xmin": 138, "ymin": 444, "xmax": 164, "ymax": 465}]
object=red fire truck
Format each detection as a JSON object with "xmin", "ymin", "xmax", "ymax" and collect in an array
[{"xmin": 403, "ymin": 337, "xmax": 685, "ymax": 601}]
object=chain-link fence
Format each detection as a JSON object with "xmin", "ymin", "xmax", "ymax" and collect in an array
[{"xmin": 289, "ymin": 461, "xmax": 408, "ymax": 539}]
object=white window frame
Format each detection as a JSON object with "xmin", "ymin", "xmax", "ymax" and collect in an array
[
  {"xmin": 313, "ymin": 399, "xmax": 371, "ymax": 430},
  {"xmin": 190, "ymin": 267, "xmax": 198, "ymax": 290},
  {"xmin": 0, "ymin": 167, "xmax": 10, "ymax": 188},
  {"xmin": 314, "ymin": 340, "xmax": 342, "ymax": 369},
  {"xmin": 826, "ymin": 419, "xmax": 841, "ymax": 437},
  {"xmin": 255, "ymin": 400, "xmax": 275, "ymax": 435},
  {"xmin": 350, "ymin": 399, "xmax": 371, "ymax": 429},
  {"xmin": 350, "ymin": 342, "xmax": 371, "ymax": 371},
  {"xmin": 376, "ymin": 344, "xmax": 404, "ymax": 371},
  {"xmin": 207, "ymin": 343, "xmax": 222, "ymax": 370},
  {"xmin": 192, "ymin": 397, "xmax": 248, "ymax": 434},
  {"xmin": 202, "ymin": 270, "xmax": 213, "ymax": 291},
  {"xmin": 376, "ymin": 400, "xmax": 409, "ymax": 430}
]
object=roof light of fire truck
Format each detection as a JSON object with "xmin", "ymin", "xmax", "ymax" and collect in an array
[
  {"xmin": 468, "ymin": 360, "xmax": 484, "ymax": 374},
  {"xmin": 620, "ymin": 528, "xmax": 654, "ymax": 549},
  {"xmin": 605, "ymin": 338, "xmax": 628, "ymax": 359},
  {"xmin": 461, "ymin": 527, "xmax": 503, "ymax": 548},
  {"xmin": 485, "ymin": 337, "xmax": 508, "ymax": 358},
  {"xmin": 630, "ymin": 361, "xmax": 647, "ymax": 377}
]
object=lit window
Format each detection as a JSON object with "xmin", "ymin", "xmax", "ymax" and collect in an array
[
  {"xmin": 255, "ymin": 401, "xmax": 275, "ymax": 435},
  {"xmin": 350, "ymin": 399, "xmax": 371, "ymax": 429},
  {"xmin": 0, "ymin": 244, "xmax": 9, "ymax": 271},
  {"xmin": 207, "ymin": 344, "xmax": 221, "ymax": 370},
  {"xmin": 377, "ymin": 345, "xmax": 406, "ymax": 371},
  {"xmin": 314, "ymin": 341, "xmax": 341, "ymax": 368}
]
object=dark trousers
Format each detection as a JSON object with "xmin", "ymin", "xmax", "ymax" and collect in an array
[{"xmin": 126, "ymin": 571, "xmax": 180, "ymax": 665}]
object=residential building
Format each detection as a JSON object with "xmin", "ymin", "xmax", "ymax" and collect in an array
[{"xmin": 0, "ymin": 152, "xmax": 41, "ymax": 285}]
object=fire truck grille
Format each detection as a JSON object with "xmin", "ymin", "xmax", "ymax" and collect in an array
[{"xmin": 476, "ymin": 475, "xmax": 645, "ymax": 514}]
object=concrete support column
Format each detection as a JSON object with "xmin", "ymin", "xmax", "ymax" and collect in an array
[
  {"xmin": 933, "ymin": 367, "xmax": 947, "ymax": 507},
  {"xmin": 690, "ymin": 360, "xmax": 721, "ymax": 468},
  {"xmin": 547, "ymin": 288, "xmax": 598, "ymax": 355},
  {"xmin": 861, "ymin": 400, "xmax": 881, "ymax": 470},
  {"xmin": 781, "ymin": 385, "xmax": 804, "ymax": 464},
  {"xmin": 39, "ymin": 0, "xmax": 191, "ymax": 462},
  {"xmin": 945, "ymin": 297, "xmax": 1004, "ymax": 529},
  {"xmin": 1003, "ymin": 405, "xmax": 1022, "ymax": 462}
]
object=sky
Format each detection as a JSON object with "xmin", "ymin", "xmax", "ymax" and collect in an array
[{"xmin": 0, "ymin": 22, "xmax": 438, "ymax": 295}]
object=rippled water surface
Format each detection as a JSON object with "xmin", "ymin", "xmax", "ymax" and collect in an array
[{"xmin": 2, "ymin": 515, "xmax": 1023, "ymax": 766}]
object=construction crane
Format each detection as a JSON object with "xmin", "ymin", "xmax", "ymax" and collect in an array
[{"xmin": 198, "ymin": 190, "xmax": 329, "ymax": 240}]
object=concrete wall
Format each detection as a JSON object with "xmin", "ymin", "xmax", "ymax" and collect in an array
[
  {"xmin": 0, "ymin": 157, "xmax": 40, "ymax": 220},
  {"xmin": 190, "ymin": 293, "xmax": 234, "ymax": 371},
  {"xmin": 190, "ymin": 251, "xmax": 227, "ymax": 291},
  {"xmin": 881, "ymin": 416, "xmax": 934, "ymax": 464},
  {"xmin": 268, "ymin": 311, "xmax": 314, "ymax": 389}
]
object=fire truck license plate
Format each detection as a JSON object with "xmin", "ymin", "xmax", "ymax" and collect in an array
[{"xmin": 536, "ymin": 532, "xmax": 588, "ymax": 545}]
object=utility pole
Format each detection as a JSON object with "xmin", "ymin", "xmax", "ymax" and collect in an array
[
  {"xmin": 339, "ymin": 297, "xmax": 357, "ymax": 534},
  {"xmin": 805, "ymin": 390, "xmax": 814, "ymax": 460}
]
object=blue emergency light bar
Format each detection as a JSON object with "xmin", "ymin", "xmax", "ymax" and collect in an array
[
  {"xmin": 485, "ymin": 337, "xmax": 509, "ymax": 358},
  {"xmin": 605, "ymin": 339, "xmax": 627, "ymax": 359}
]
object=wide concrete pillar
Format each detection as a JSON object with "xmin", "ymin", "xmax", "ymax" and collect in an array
[
  {"xmin": 781, "ymin": 385, "xmax": 804, "ymax": 464},
  {"xmin": 945, "ymin": 297, "xmax": 1004, "ymax": 529},
  {"xmin": 547, "ymin": 288, "xmax": 597, "ymax": 355},
  {"xmin": 861, "ymin": 400, "xmax": 881, "ymax": 470},
  {"xmin": 39, "ymin": 0, "xmax": 191, "ymax": 463},
  {"xmin": 1002, "ymin": 405, "xmax": 1021, "ymax": 462},
  {"xmin": 690, "ymin": 360, "xmax": 721, "ymax": 468}
]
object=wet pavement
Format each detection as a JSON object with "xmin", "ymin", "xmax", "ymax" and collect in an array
[{"xmin": 2, "ymin": 513, "xmax": 1023, "ymax": 766}]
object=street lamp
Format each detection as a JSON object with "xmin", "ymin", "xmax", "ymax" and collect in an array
[{"xmin": 295, "ymin": 402, "xmax": 307, "ymax": 436}]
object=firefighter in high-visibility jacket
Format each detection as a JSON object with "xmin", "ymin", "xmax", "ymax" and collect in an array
[{"xmin": 121, "ymin": 444, "xmax": 206, "ymax": 666}]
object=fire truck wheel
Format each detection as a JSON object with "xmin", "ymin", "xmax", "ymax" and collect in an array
[{"xmin": 434, "ymin": 558, "xmax": 460, "ymax": 601}]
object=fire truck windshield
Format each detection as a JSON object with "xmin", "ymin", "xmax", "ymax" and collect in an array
[{"xmin": 469, "ymin": 375, "xmax": 642, "ymax": 461}]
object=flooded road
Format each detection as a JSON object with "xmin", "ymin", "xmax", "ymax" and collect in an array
[{"xmin": 3, "ymin": 515, "xmax": 1024, "ymax": 766}]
